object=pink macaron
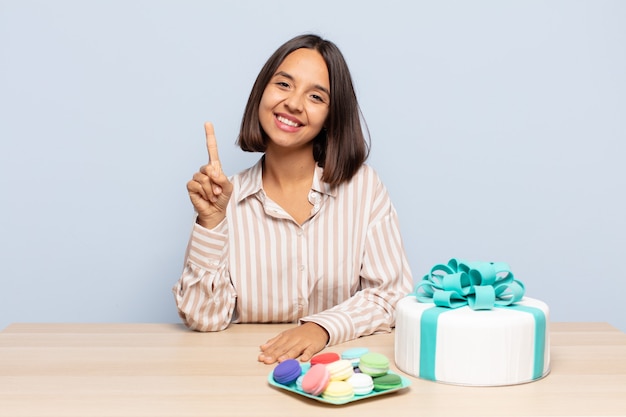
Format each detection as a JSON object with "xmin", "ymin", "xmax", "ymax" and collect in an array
[{"xmin": 301, "ymin": 363, "xmax": 331, "ymax": 396}]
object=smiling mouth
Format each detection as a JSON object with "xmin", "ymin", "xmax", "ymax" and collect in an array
[{"xmin": 276, "ymin": 115, "xmax": 302, "ymax": 128}]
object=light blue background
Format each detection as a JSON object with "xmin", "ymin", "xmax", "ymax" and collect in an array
[{"xmin": 1, "ymin": 1, "xmax": 625, "ymax": 332}]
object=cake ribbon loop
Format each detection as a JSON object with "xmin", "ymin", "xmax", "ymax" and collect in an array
[{"xmin": 413, "ymin": 258, "xmax": 525, "ymax": 310}]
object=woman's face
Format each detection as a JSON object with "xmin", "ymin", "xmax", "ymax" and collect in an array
[{"xmin": 258, "ymin": 48, "xmax": 330, "ymax": 152}]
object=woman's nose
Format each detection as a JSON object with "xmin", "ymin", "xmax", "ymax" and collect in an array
[{"xmin": 284, "ymin": 91, "xmax": 304, "ymax": 112}]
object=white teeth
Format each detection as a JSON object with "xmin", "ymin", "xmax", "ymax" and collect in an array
[{"xmin": 277, "ymin": 115, "xmax": 300, "ymax": 127}]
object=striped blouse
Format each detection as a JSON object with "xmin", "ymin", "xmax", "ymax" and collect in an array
[{"xmin": 172, "ymin": 158, "xmax": 413, "ymax": 346}]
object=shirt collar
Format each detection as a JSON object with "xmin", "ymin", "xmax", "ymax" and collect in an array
[
  {"xmin": 236, "ymin": 157, "xmax": 336, "ymax": 203},
  {"xmin": 311, "ymin": 163, "xmax": 335, "ymax": 197}
]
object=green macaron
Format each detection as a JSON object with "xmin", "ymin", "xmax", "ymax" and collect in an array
[
  {"xmin": 373, "ymin": 373, "xmax": 403, "ymax": 391},
  {"xmin": 358, "ymin": 352, "xmax": 390, "ymax": 377}
]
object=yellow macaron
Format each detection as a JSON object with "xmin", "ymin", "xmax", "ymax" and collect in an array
[
  {"xmin": 325, "ymin": 359, "xmax": 354, "ymax": 381},
  {"xmin": 321, "ymin": 380, "xmax": 354, "ymax": 403}
]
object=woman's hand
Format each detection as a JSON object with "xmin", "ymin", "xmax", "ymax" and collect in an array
[
  {"xmin": 258, "ymin": 322, "xmax": 330, "ymax": 364},
  {"xmin": 186, "ymin": 122, "xmax": 233, "ymax": 229}
]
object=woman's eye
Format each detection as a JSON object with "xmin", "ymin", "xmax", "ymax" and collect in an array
[
  {"xmin": 311, "ymin": 94, "xmax": 325, "ymax": 103},
  {"xmin": 276, "ymin": 81, "xmax": 290, "ymax": 88}
]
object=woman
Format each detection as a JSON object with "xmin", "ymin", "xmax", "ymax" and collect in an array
[{"xmin": 173, "ymin": 34, "xmax": 413, "ymax": 364}]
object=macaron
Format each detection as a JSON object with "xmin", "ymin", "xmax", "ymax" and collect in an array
[
  {"xmin": 295, "ymin": 374, "xmax": 304, "ymax": 392},
  {"xmin": 321, "ymin": 380, "xmax": 354, "ymax": 403},
  {"xmin": 373, "ymin": 373, "xmax": 403, "ymax": 391},
  {"xmin": 272, "ymin": 359, "xmax": 302, "ymax": 385},
  {"xmin": 301, "ymin": 363, "xmax": 330, "ymax": 396},
  {"xmin": 310, "ymin": 352, "xmax": 340, "ymax": 366},
  {"xmin": 299, "ymin": 362, "xmax": 311, "ymax": 374},
  {"xmin": 358, "ymin": 352, "xmax": 390, "ymax": 377},
  {"xmin": 347, "ymin": 372, "xmax": 374, "ymax": 396},
  {"xmin": 341, "ymin": 347, "xmax": 369, "ymax": 367},
  {"xmin": 326, "ymin": 359, "xmax": 354, "ymax": 381}
]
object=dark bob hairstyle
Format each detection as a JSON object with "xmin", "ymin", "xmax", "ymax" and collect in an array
[{"xmin": 237, "ymin": 34, "xmax": 369, "ymax": 186}]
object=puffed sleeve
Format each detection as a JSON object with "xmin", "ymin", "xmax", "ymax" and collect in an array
[{"xmin": 172, "ymin": 220, "xmax": 237, "ymax": 331}]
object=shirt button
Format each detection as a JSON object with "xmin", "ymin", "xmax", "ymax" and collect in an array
[
  {"xmin": 297, "ymin": 230, "xmax": 303, "ymax": 237},
  {"xmin": 298, "ymin": 265, "xmax": 305, "ymax": 271}
]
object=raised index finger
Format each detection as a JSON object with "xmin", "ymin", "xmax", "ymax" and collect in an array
[{"xmin": 204, "ymin": 122, "xmax": 220, "ymax": 166}]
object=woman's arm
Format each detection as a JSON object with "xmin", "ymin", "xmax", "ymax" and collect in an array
[
  {"xmin": 174, "ymin": 122, "xmax": 236, "ymax": 331},
  {"xmin": 172, "ymin": 221, "xmax": 237, "ymax": 331},
  {"xmin": 301, "ymin": 177, "xmax": 413, "ymax": 345}
]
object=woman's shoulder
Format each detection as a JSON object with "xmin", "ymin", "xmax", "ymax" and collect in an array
[
  {"xmin": 356, "ymin": 163, "xmax": 378, "ymax": 176},
  {"xmin": 350, "ymin": 163, "xmax": 384, "ymax": 185},
  {"xmin": 335, "ymin": 163, "xmax": 389, "ymax": 198},
  {"xmin": 229, "ymin": 158, "xmax": 264, "ymax": 197},
  {"xmin": 337, "ymin": 164, "xmax": 395, "ymax": 216}
]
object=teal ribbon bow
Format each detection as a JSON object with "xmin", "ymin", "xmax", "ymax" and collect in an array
[{"xmin": 413, "ymin": 258, "xmax": 525, "ymax": 310}]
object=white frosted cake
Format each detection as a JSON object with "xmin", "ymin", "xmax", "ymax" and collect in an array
[{"xmin": 394, "ymin": 259, "xmax": 550, "ymax": 386}]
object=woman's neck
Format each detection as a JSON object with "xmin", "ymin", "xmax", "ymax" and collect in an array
[
  {"xmin": 261, "ymin": 147, "xmax": 317, "ymax": 225},
  {"xmin": 262, "ymin": 146, "xmax": 316, "ymax": 191}
]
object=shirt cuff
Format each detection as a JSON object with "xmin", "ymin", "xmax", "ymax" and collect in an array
[
  {"xmin": 186, "ymin": 220, "xmax": 228, "ymax": 270},
  {"xmin": 299, "ymin": 310, "xmax": 356, "ymax": 346}
]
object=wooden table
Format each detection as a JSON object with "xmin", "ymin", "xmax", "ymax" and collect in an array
[{"xmin": 1, "ymin": 322, "xmax": 625, "ymax": 417}]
